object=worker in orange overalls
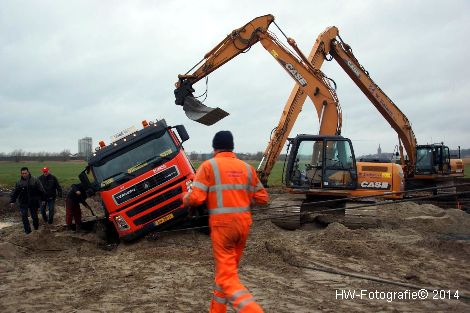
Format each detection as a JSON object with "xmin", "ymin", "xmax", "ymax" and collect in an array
[{"xmin": 184, "ymin": 130, "xmax": 269, "ymax": 313}]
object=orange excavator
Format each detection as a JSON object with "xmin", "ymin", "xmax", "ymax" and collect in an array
[
  {"xmin": 174, "ymin": 14, "xmax": 404, "ymax": 200},
  {"xmin": 264, "ymin": 25, "xmax": 464, "ymax": 189}
]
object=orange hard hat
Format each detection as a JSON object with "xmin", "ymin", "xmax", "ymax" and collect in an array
[{"xmin": 42, "ymin": 167, "xmax": 49, "ymax": 173}]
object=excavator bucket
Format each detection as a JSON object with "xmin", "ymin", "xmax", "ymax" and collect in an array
[
  {"xmin": 175, "ymin": 80, "xmax": 229, "ymax": 126},
  {"xmin": 182, "ymin": 96, "xmax": 229, "ymax": 126}
]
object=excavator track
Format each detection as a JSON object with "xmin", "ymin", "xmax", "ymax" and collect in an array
[
  {"xmin": 268, "ymin": 182, "xmax": 470, "ymax": 230},
  {"xmin": 269, "ymin": 194, "xmax": 305, "ymax": 230},
  {"xmin": 270, "ymin": 193, "xmax": 352, "ymax": 230}
]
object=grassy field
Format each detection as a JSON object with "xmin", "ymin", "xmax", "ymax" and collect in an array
[
  {"xmin": 0, "ymin": 160, "xmax": 287, "ymax": 188},
  {"xmin": 0, "ymin": 161, "xmax": 87, "ymax": 188},
  {"xmin": 1, "ymin": 159, "xmax": 467, "ymax": 189}
]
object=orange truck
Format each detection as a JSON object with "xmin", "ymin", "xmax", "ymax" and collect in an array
[{"xmin": 79, "ymin": 119, "xmax": 195, "ymax": 241}]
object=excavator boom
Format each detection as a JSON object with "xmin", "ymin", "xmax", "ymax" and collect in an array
[
  {"xmin": 328, "ymin": 34, "xmax": 417, "ymax": 176},
  {"xmin": 257, "ymin": 26, "xmax": 342, "ymax": 184},
  {"xmin": 175, "ymin": 14, "xmax": 342, "ymax": 184},
  {"xmin": 272, "ymin": 26, "xmax": 418, "ymax": 177},
  {"xmin": 174, "ymin": 15, "xmax": 275, "ymax": 125},
  {"xmin": 276, "ymin": 26, "xmax": 462, "ymax": 180}
]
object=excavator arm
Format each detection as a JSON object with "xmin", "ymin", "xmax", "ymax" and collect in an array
[
  {"xmin": 175, "ymin": 15, "xmax": 275, "ymax": 109},
  {"xmin": 276, "ymin": 26, "xmax": 417, "ymax": 177},
  {"xmin": 328, "ymin": 30, "xmax": 417, "ymax": 176},
  {"xmin": 175, "ymin": 15, "xmax": 342, "ymax": 184},
  {"xmin": 256, "ymin": 26, "xmax": 342, "ymax": 184}
]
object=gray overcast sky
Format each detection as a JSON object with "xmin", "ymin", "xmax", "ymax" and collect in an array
[{"xmin": 1, "ymin": 0, "xmax": 469, "ymax": 156}]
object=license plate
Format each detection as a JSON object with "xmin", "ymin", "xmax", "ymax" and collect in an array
[{"xmin": 154, "ymin": 213, "xmax": 174, "ymax": 226}]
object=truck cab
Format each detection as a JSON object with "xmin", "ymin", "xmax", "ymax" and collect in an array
[{"xmin": 80, "ymin": 119, "xmax": 195, "ymax": 241}]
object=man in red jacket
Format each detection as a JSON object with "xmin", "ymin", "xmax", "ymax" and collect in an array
[
  {"xmin": 184, "ymin": 131, "xmax": 269, "ymax": 313},
  {"xmin": 65, "ymin": 183, "xmax": 92, "ymax": 231}
]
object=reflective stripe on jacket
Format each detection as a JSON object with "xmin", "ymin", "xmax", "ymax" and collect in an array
[{"xmin": 185, "ymin": 152, "xmax": 269, "ymax": 225}]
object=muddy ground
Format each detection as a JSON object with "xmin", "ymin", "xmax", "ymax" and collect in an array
[{"xmin": 0, "ymin": 190, "xmax": 469, "ymax": 313}]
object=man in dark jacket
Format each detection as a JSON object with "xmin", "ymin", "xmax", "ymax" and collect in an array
[
  {"xmin": 10, "ymin": 167, "xmax": 46, "ymax": 234},
  {"xmin": 38, "ymin": 167, "xmax": 62, "ymax": 224},
  {"xmin": 66, "ymin": 183, "xmax": 92, "ymax": 231}
]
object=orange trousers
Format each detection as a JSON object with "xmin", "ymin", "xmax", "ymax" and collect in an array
[{"xmin": 209, "ymin": 217, "xmax": 263, "ymax": 313}]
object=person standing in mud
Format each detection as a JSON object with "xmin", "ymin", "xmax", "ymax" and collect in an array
[
  {"xmin": 38, "ymin": 167, "xmax": 62, "ymax": 224},
  {"xmin": 9, "ymin": 167, "xmax": 46, "ymax": 234},
  {"xmin": 183, "ymin": 130, "xmax": 269, "ymax": 313},
  {"xmin": 65, "ymin": 183, "xmax": 92, "ymax": 231}
]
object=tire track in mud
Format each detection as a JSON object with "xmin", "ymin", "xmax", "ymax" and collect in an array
[
  {"xmin": 240, "ymin": 247, "xmax": 469, "ymax": 313},
  {"xmin": 1, "ymin": 199, "xmax": 469, "ymax": 312},
  {"xmin": 242, "ymin": 208, "xmax": 470, "ymax": 312}
]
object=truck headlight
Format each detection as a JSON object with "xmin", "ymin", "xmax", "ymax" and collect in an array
[
  {"xmin": 114, "ymin": 215, "xmax": 130, "ymax": 230},
  {"xmin": 186, "ymin": 179, "xmax": 193, "ymax": 191}
]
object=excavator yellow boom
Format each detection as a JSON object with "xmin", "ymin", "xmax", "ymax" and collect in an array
[
  {"xmin": 272, "ymin": 25, "xmax": 463, "ymax": 181},
  {"xmin": 174, "ymin": 15, "xmax": 341, "ymax": 184}
]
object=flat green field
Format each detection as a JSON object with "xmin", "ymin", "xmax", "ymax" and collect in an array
[
  {"xmin": 0, "ymin": 161, "xmax": 87, "ymax": 188},
  {"xmin": 0, "ymin": 160, "xmax": 286, "ymax": 188}
]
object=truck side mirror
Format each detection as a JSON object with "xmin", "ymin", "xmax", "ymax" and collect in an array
[
  {"xmin": 79, "ymin": 169, "xmax": 99, "ymax": 192},
  {"xmin": 79, "ymin": 170, "xmax": 91, "ymax": 190},
  {"xmin": 175, "ymin": 125, "xmax": 190, "ymax": 143}
]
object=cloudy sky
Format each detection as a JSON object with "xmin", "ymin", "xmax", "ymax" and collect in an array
[{"xmin": 1, "ymin": 0, "xmax": 469, "ymax": 157}]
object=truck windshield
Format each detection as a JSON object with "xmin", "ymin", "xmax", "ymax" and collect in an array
[{"xmin": 93, "ymin": 131, "xmax": 178, "ymax": 188}]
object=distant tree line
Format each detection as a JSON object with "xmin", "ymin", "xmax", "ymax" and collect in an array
[
  {"xmin": 2, "ymin": 148, "xmax": 467, "ymax": 164},
  {"xmin": 0, "ymin": 150, "xmax": 85, "ymax": 162},
  {"xmin": 359, "ymin": 148, "xmax": 470, "ymax": 162},
  {"xmin": 0, "ymin": 150, "xmax": 281, "ymax": 163}
]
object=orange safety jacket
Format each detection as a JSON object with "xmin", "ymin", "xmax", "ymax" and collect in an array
[{"xmin": 184, "ymin": 152, "xmax": 268, "ymax": 225}]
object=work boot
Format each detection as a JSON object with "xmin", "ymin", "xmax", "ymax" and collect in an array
[{"xmin": 76, "ymin": 224, "xmax": 85, "ymax": 233}]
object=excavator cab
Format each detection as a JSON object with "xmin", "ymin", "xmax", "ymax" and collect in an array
[
  {"xmin": 286, "ymin": 135, "xmax": 357, "ymax": 190},
  {"xmin": 415, "ymin": 144, "xmax": 451, "ymax": 175}
]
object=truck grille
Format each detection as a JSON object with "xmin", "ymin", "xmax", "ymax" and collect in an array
[
  {"xmin": 126, "ymin": 186, "xmax": 183, "ymax": 218},
  {"xmin": 113, "ymin": 166, "xmax": 179, "ymax": 205},
  {"xmin": 133, "ymin": 199, "xmax": 182, "ymax": 226}
]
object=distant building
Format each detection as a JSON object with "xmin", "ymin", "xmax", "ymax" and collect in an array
[
  {"xmin": 377, "ymin": 144, "xmax": 382, "ymax": 156},
  {"xmin": 78, "ymin": 137, "xmax": 93, "ymax": 160}
]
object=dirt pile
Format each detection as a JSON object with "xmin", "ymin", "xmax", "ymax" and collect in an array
[
  {"xmin": 377, "ymin": 202, "xmax": 470, "ymax": 235},
  {"xmin": 1, "ymin": 194, "xmax": 469, "ymax": 312}
]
